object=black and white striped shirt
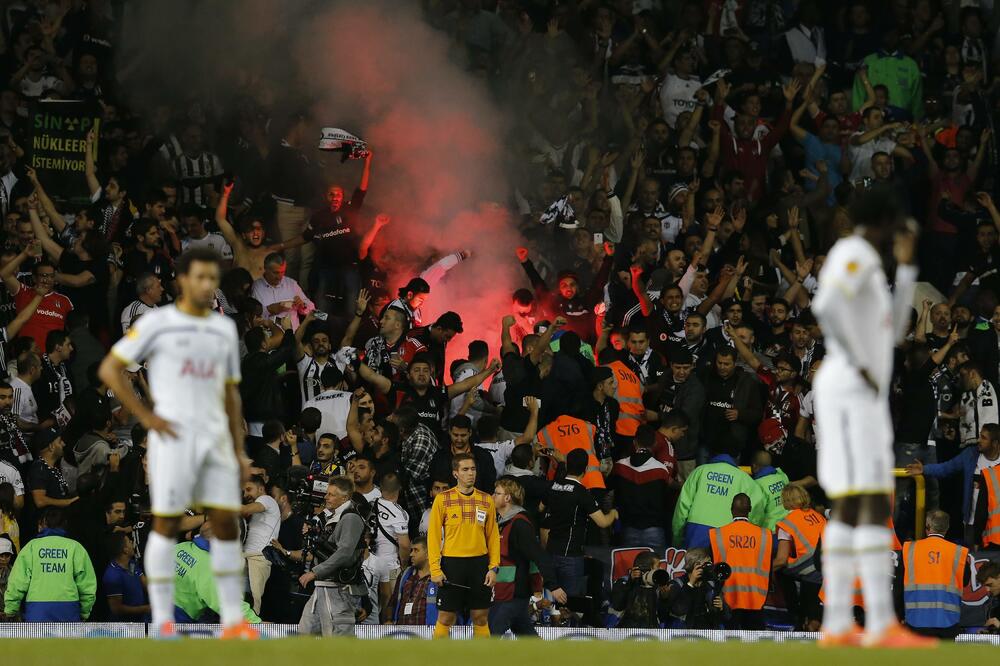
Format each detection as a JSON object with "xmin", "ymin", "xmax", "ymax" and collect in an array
[
  {"xmin": 297, "ymin": 354, "xmax": 329, "ymax": 405},
  {"xmin": 170, "ymin": 151, "xmax": 223, "ymax": 206},
  {"xmin": 120, "ymin": 300, "xmax": 156, "ymax": 334}
]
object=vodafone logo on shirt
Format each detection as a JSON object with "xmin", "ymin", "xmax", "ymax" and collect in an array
[{"xmin": 16, "ymin": 286, "xmax": 72, "ymax": 347}]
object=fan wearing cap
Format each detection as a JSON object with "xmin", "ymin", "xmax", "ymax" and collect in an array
[
  {"xmin": 517, "ymin": 247, "xmax": 613, "ymax": 344},
  {"xmin": 27, "ymin": 429, "xmax": 76, "ymax": 513},
  {"xmin": 661, "ymin": 182, "xmax": 692, "ymax": 244}
]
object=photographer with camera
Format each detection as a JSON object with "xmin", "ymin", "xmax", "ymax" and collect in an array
[
  {"xmin": 979, "ymin": 562, "xmax": 1000, "ymax": 634},
  {"xmin": 708, "ymin": 493, "xmax": 773, "ymax": 629},
  {"xmin": 609, "ymin": 551, "xmax": 671, "ymax": 628},
  {"xmin": 296, "ymin": 476, "xmax": 368, "ymax": 637},
  {"xmin": 663, "ymin": 548, "xmax": 732, "ymax": 629}
]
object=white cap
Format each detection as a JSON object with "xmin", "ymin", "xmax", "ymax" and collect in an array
[{"xmin": 0, "ymin": 537, "xmax": 13, "ymax": 555}]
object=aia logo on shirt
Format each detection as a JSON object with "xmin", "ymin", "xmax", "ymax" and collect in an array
[{"xmin": 180, "ymin": 359, "xmax": 216, "ymax": 379}]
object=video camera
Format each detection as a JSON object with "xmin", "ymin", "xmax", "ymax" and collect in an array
[{"xmin": 286, "ymin": 465, "xmax": 331, "ymax": 515}]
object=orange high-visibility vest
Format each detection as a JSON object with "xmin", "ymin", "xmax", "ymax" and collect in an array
[
  {"xmin": 888, "ymin": 515, "xmax": 902, "ymax": 551},
  {"xmin": 607, "ymin": 360, "xmax": 643, "ymax": 437},
  {"xmin": 776, "ymin": 508, "xmax": 825, "ymax": 582},
  {"xmin": 709, "ymin": 518, "xmax": 772, "ymax": 610},
  {"xmin": 982, "ymin": 467, "xmax": 1000, "ymax": 548},
  {"xmin": 902, "ymin": 535, "xmax": 968, "ymax": 629},
  {"xmin": 537, "ymin": 415, "xmax": 605, "ymax": 489},
  {"xmin": 819, "ymin": 515, "xmax": 903, "ymax": 610}
]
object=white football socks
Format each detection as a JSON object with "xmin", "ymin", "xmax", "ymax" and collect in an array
[
  {"xmin": 145, "ymin": 531, "xmax": 177, "ymax": 627},
  {"xmin": 820, "ymin": 520, "xmax": 856, "ymax": 634},
  {"xmin": 854, "ymin": 525, "xmax": 895, "ymax": 636},
  {"xmin": 210, "ymin": 538, "xmax": 245, "ymax": 628}
]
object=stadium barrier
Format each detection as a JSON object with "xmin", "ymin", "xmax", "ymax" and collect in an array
[
  {"xmin": 0, "ymin": 623, "xmax": 823, "ymax": 640},
  {"xmin": 893, "ymin": 468, "xmax": 926, "ymax": 539},
  {"xmin": 2, "ymin": 624, "xmax": 995, "ymax": 641}
]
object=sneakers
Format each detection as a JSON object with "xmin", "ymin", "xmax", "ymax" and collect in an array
[
  {"xmin": 153, "ymin": 621, "xmax": 178, "ymax": 640},
  {"xmin": 862, "ymin": 623, "xmax": 939, "ymax": 649},
  {"xmin": 818, "ymin": 623, "xmax": 863, "ymax": 648},
  {"xmin": 220, "ymin": 622, "xmax": 260, "ymax": 640}
]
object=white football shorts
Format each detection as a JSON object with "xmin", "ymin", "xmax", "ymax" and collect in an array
[
  {"xmin": 148, "ymin": 427, "xmax": 241, "ymax": 516},
  {"xmin": 814, "ymin": 363, "xmax": 894, "ymax": 498}
]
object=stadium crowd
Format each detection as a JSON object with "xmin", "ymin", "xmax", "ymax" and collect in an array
[{"xmin": 4, "ymin": 0, "xmax": 1000, "ymax": 639}]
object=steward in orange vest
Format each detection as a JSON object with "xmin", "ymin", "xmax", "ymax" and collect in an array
[
  {"xmin": 980, "ymin": 465, "xmax": 1000, "ymax": 548},
  {"xmin": 708, "ymin": 493, "xmax": 772, "ymax": 626},
  {"xmin": 902, "ymin": 510, "xmax": 969, "ymax": 636},
  {"xmin": 605, "ymin": 360, "xmax": 644, "ymax": 438},
  {"xmin": 537, "ymin": 414, "xmax": 605, "ymax": 489},
  {"xmin": 772, "ymin": 484, "xmax": 824, "ymax": 629},
  {"xmin": 775, "ymin": 507, "xmax": 826, "ymax": 583}
]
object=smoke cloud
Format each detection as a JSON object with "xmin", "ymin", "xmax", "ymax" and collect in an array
[{"xmin": 119, "ymin": 0, "xmax": 523, "ymax": 371}]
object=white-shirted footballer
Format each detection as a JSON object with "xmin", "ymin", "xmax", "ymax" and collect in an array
[
  {"xmin": 811, "ymin": 233, "xmax": 917, "ymax": 498},
  {"xmin": 111, "ymin": 304, "xmax": 242, "ymax": 514}
]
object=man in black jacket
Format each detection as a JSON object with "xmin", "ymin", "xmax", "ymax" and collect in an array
[
  {"xmin": 428, "ymin": 416, "xmax": 496, "ymax": 493},
  {"xmin": 490, "ymin": 477, "xmax": 566, "ymax": 636},
  {"xmin": 241, "ymin": 324, "xmax": 295, "ymax": 445},
  {"xmin": 700, "ymin": 347, "xmax": 762, "ymax": 457}
]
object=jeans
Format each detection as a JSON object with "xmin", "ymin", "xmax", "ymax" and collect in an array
[
  {"xmin": 620, "ymin": 526, "xmax": 667, "ymax": 553},
  {"xmin": 488, "ymin": 599, "xmax": 537, "ymax": 636},
  {"xmin": 551, "ymin": 555, "xmax": 586, "ymax": 597},
  {"xmin": 309, "ymin": 263, "xmax": 360, "ymax": 317}
]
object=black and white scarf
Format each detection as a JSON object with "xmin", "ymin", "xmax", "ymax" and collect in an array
[{"xmin": 0, "ymin": 411, "xmax": 28, "ymax": 465}]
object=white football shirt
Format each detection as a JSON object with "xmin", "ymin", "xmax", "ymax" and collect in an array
[
  {"xmin": 303, "ymin": 389, "xmax": 351, "ymax": 440},
  {"xmin": 812, "ymin": 234, "xmax": 916, "ymax": 393},
  {"xmin": 111, "ymin": 304, "xmax": 241, "ymax": 435}
]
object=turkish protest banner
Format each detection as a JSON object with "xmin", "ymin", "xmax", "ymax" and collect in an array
[{"xmin": 27, "ymin": 100, "xmax": 99, "ymax": 206}]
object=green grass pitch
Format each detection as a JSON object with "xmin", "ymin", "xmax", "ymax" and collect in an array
[{"xmin": 0, "ymin": 637, "xmax": 992, "ymax": 666}]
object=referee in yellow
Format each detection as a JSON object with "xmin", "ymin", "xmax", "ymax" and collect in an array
[{"xmin": 428, "ymin": 451, "xmax": 501, "ymax": 638}]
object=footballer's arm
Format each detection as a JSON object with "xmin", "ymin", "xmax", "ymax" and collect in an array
[{"xmin": 98, "ymin": 352, "xmax": 174, "ymax": 437}]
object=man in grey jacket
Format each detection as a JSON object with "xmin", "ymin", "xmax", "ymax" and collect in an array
[{"xmin": 297, "ymin": 477, "xmax": 368, "ymax": 636}]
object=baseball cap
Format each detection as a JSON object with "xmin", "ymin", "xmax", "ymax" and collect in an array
[
  {"xmin": 758, "ymin": 418, "xmax": 787, "ymax": 453},
  {"xmin": 0, "ymin": 537, "xmax": 12, "ymax": 555},
  {"xmin": 668, "ymin": 183, "xmax": 690, "ymax": 202},
  {"xmin": 32, "ymin": 428, "xmax": 60, "ymax": 455}
]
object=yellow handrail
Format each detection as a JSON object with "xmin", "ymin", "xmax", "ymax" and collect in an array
[
  {"xmin": 893, "ymin": 469, "xmax": 926, "ymax": 539},
  {"xmin": 740, "ymin": 466, "xmax": 926, "ymax": 538}
]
